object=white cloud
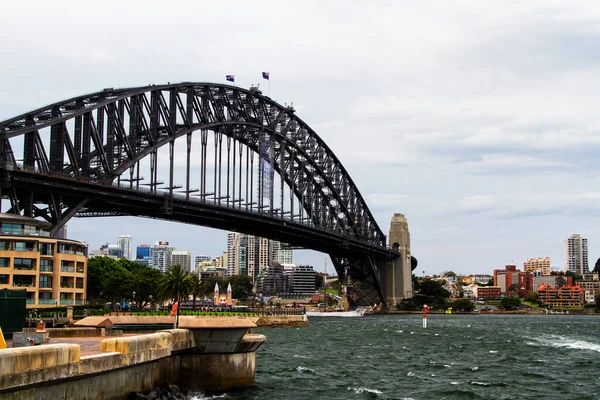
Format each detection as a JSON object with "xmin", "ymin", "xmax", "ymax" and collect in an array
[{"xmin": 2, "ymin": 1, "xmax": 600, "ymax": 274}]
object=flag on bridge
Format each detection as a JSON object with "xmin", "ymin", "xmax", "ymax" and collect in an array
[
  {"xmin": 262, "ymin": 72, "xmax": 270, "ymax": 80},
  {"xmin": 226, "ymin": 75, "xmax": 235, "ymax": 82}
]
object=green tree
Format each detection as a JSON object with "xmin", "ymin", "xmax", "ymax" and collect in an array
[
  {"xmin": 501, "ymin": 296, "xmax": 521, "ymax": 311},
  {"xmin": 595, "ymin": 294, "xmax": 600, "ymax": 311},
  {"xmin": 201, "ymin": 275, "xmax": 227, "ymax": 297},
  {"xmin": 159, "ymin": 264, "xmax": 192, "ymax": 327},
  {"xmin": 188, "ymin": 273, "xmax": 202, "ymax": 310},
  {"xmin": 507, "ymin": 283, "xmax": 520, "ymax": 297},
  {"xmin": 444, "ymin": 271, "xmax": 457, "ymax": 278},
  {"xmin": 315, "ymin": 274, "xmax": 325, "ymax": 290},
  {"xmin": 555, "ymin": 276, "xmax": 567, "ymax": 288},
  {"xmin": 452, "ymin": 298, "xmax": 474, "ymax": 312},
  {"xmin": 524, "ymin": 291, "xmax": 539, "ymax": 304},
  {"xmin": 228, "ymin": 275, "xmax": 254, "ymax": 299}
]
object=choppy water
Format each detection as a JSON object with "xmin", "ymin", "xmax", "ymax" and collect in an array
[{"xmin": 189, "ymin": 314, "xmax": 600, "ymax": 399}]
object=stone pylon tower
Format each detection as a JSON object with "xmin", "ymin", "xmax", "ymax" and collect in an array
[
  {"xmin": 385, "ymin": 213, "xmax": 414, "ymax": 308},
  {"xmin": 227, "ymin": 283, "xmax": 232, "ymax": 305},
  {"xmin": 213, "ymin": 283, "xmax": 220, "ymax": 306}
]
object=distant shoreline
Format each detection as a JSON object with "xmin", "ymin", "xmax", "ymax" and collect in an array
[{"xmin": 384, "ymin": 310, "xmax": 599, "ymax": 316}]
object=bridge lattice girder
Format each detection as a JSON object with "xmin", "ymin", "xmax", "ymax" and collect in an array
[{"xmin": 0, "ymin": 83, "xmax": 395, "ymax": 306}]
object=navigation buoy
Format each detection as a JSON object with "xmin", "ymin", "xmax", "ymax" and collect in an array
[{"xmin": 423, "ymin": 304, "xmax": 431, "ymax": 329}]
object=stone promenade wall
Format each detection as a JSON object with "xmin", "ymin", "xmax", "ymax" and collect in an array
[{"xmin": 0, "ymin": 329, "xmax": 194, "ymax": 399}]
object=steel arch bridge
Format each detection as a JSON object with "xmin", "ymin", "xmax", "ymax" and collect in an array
[{"xmin": 0, "ymin": 82, "xmax": 402, "ymax": 306}]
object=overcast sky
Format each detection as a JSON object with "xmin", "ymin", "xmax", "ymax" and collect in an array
[{"xmin": 1, "ymin": 0, "xmax": 600, "ymax": 275}]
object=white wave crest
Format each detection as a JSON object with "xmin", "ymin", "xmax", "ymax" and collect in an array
[
  {"xmin": 296, "ymin": 366, "xmax": 315, "ymax": 373},
  {"xmin": 188, "ymin": 393, "xmax": 227, "ymax": 400},
  {"xmin": 293, "ymin": 354, "xmax": 311, "ymax": 359},
  {"xmin": 470, "ymin": 366, "xmax": 479, "ymax": 371},
  {"xmin": 407, "ymin": 371, "xmax": 415, "ymax": 377},
  {"xmin": 489, "ymin": 350, "xmax": 498, "ymax": 353},
  {"xmin": 529, "ymin": 335, "xmax": 600, "ymax": 353},
  {"xmin": 469, "ymin": 381, "xmax": 490, "ymax": 386},
  {"xmin": 348, "ymin": 387, "xmax": 383, "ymax": 395}
]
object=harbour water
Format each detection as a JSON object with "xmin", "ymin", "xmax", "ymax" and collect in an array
[{"xmin": 190, "ymin": 314, "xmax": 600, "ymax": 399}]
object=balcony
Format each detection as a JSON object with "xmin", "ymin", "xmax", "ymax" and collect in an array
[
  {"xmin": 26, "ymin": 299, "xmax": 35, "ymax": 305},
  {"xmin": 60, "ymin": 299, "xmax": 74, "ymax": 305},
  {"xmin": 76, "ymin": 266, "xmax": 85, "ymax": 273},
  {"xmin": 40, "ymin": 265, "xmax": 53, "ymax": 272},
  {"xmin": 39, "ymin": 283, "xmax": 52, "ymax": 289},
  {"xmin": 13, "ymin": 282, "xmax": 35, "ymax": 288},
  {"xmin": 61, "ymin": 266, "xmax": 75, "ymax": 273},
  {"xmin": 14, "ymin": 265, "xmax": 36, "ymax": 271},
  {"xmin": 60, "ymin": 282, "xmax": 74, "ymax": 288},
  {"xmin": 38, "ymin": 299, "xmax": 58, "ymax": 305}
]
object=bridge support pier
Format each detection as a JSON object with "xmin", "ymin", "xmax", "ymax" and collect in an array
[{"xmin": 385, "ymin": 213, "xmax": 414, "ymax": 308}]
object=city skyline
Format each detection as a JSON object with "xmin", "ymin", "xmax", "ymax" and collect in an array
[{"xmin": 3, "ymin": 1, "xmax": 600, "ymax": 275}]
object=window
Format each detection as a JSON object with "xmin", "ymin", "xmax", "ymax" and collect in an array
[
  {"xmin": 40, "ymin": 259, "xmax": 53, "ymax": 272},
  {"xmin": 0, "ymin": 258, "xmax": 9, "ymax": 268},
  {"xmin": 39, "ymin": 243, "xmax": 54, "ymax": 256},
  {"xmin": 76, "ymin": 277, "xmax": 84, "ymax": 289},
  {"xmin": 14, "ymin": 241, "xmax": 35, "ymax": 251},
  {"xmin": 39, "ymin": 276, "xmax": 52, "ymax": 288},
  {"xmin": 76, "ymin": 262, "xmax": 85, "ymax": 273},
  {"xmin": 13, "ymin": 275, "xmax": 35, "ymax": 287},
  {"xmin": 14, "ymin": 258, "xmax": 35, "ymax": 270},
  {"xmin": 0, "ymin": 274, "xmax": 8, "ymax": 285},
  {"xmin": 61, "ymin": 262, "xmax": 74, "ymax": 273},
  {"xmin": 60, "ymin": 277, "xmax": 74, "ymax": 288},
  {"xmin": 0, "ymin": 241, "xmax": 9, "ymax": 250},
  {"xmin": 0, "ymin": 223, "xmax": 21, "ymax": 234}
]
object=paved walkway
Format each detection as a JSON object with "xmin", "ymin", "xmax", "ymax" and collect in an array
[{"xmin": 6, "ymin": 334, "xmax": 138, "ymax": 357}]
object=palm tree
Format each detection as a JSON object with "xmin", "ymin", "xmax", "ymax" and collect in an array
[
  {"xmin": 159, "ymin": 264, "xmax": 192, "ymax": 328},
  {"xmin": 188, "ymin": 273, "xmax": 202, "ymax": 310},
  {"xmin": 507, "ymin": 283, "xmax": 519, "ymax": 297}
]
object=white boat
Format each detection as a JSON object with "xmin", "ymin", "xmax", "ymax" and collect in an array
[{"xmin": 306, "ymin": 307, "xmax": 368, "ymax": 317}]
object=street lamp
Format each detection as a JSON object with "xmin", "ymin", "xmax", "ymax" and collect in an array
[
  {"xmin": 149, "ymin": 295, "xmax": 153, "ymax": 313},
  {"xmin": 132, "ymin": 291, "xmax": 136, "ymax": 312}
]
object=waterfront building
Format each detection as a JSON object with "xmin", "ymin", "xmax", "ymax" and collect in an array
[
  {"xmin": 494, "ymin": 265, "xmax": 532, "ymax": 296},
  {"xmin": 256, "ymin": 263, "xmax": 287, "ymax": 296},
  {"xmin": 213, "ymin": 282, "xmax": 233, "ymax": 306},
  {"xmin": 287, "ymin": 264, "xmax": 316, "ymax": 294},
  {"xmin": 532, "ymin": 275, "xmax": 573, "ymax": 292},
  {"xmin": 172, "ymin": 250, "xmax": 192, "ymax": 272},
  {"xmin": 151, "ymin": 241, "xmax": 173, "ymax": 273},
  {"xmin": 564, "ymin": 234, "xmax": 588, "ymax": 275},
  {"xmin": 537, "ymin": 283, "xmax": 584, "ymax": 308},
  {"xmin": 116, "ymin": 235, "xmax": 133, "ymax": 261},
  {"xmin": 474, "ymin": 286, "xmax": 501, "ymax": 299},
  {"xmin": 524, "ymin": 257, "xmax": 550, "ymax": 275},
  {"xmin": 0, "ymin": 214, "xmax": 88, "ymax": 308}
]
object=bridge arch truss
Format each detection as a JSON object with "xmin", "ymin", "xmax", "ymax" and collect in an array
[{"xmin": 0, "ymin": 83, "xmax": 395, "ymax": 305}]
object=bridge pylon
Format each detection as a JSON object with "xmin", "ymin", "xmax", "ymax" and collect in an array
[{"xmin": 385, "ymin": 213, "xmax": 414, "ymax": 308}]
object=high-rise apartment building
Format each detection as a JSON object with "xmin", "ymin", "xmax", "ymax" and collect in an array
[
  {"xmin": 524, "ymin": 257, "xmax": 551, "ymax": 275},
  {"xmin": 564, "ymin": 234, "xmax": 588, "ymax": 275},
  {"xmin": 116, "ymin": 235, "xmax": 132, "ymax": 260},
  {"xmin": 151, "ymin": 241, "xmax": 173, "ymax": 273},
  {"xmin": 227, "ymin": 233, "xmax": 237, "ymax": 276},
  {"xmin": 172, "ymin": 250, "xmax": 192, "ymax": 273},
  {"xmin": 271, "ymin": 241, "xmax": 293, "ymax": 264}
]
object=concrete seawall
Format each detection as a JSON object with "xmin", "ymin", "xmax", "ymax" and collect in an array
[{"xmin": 0, "ymin": 317, "xmax": 266, "ymax": 399}]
